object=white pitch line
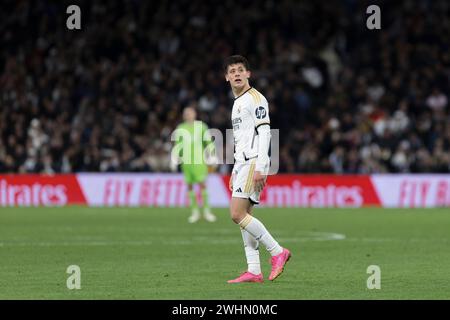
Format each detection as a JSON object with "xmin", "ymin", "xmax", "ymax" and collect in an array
[{"xmin": 0, "ymin": 231, "xmax": 346, "ymax": 247}]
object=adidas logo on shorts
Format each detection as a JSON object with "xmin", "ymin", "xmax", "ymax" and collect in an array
[{"xmin": 235, "ymin": 188, "xmax": 242, "ymax": 193}]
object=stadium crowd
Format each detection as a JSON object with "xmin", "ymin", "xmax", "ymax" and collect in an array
[{"xmin": 1, "ymin": 0, "xmax": 449, "ymax": 174}]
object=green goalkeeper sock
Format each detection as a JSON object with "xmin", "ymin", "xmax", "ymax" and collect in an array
[
  {"xmin": 201, "ymin": 189, "xmax": 210, "ymax": 210},
  {"xmin": 188, "ymin": 190, "xmax": 198, "ymax": 210}
]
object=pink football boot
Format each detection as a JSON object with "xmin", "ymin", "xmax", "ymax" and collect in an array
[
  {"xmin": 227, "ymin": 271, "xmax": 263, "ymax": 283},
  {"xmin": 268, "ymin": 248, "xmax": 291, "ymax": 281}
]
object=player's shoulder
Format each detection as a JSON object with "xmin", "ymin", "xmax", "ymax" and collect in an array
[
  {"xmin": 244, "ymin": 87, "xmax": 268, "ymax": 106},
  {"xmin": 174, "ymin": 122, "xmax": 187, "ymax": 139},
  {"xmin": 194, "ymin": 120, "xmax": 208, "ymax": 128}
]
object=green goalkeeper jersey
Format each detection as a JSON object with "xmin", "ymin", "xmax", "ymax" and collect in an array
[{"xmin": 173, "ymin": 120, "xmax": 214, "ymax": 165}]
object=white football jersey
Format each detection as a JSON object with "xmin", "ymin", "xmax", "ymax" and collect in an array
[{"xmin": 231, "ymin": 87, "xmax": 270, "ymax": 163}]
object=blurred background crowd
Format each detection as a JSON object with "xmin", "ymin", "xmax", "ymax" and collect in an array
[{"xmin": 1, "ymin": 0, "xmax": 449, "ymax": 174}]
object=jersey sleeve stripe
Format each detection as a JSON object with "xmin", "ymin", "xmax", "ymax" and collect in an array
[
  {"xmin": 248, "ymin": 90, "xmax": 257, "ymax": 104},
  {"xmin": 252, "ymin": 88, "xmax": 263, "ymax": 104},
  {"xmin": 249, "ymin": 88, "xmax": 261, "ymax": 104}
]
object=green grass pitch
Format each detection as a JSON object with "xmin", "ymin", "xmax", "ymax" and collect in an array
[{"xmin": 1, "ymin": 207, "xmax": 450, "ymax": 299}]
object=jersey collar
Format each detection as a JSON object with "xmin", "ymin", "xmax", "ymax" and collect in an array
[{"xmin": 234, "ymin": 87, "xmax": 253, "ymax": 101}]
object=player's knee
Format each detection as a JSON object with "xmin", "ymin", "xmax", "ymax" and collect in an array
[
  {"xmin": 229, "ymin": 206, "xmax": 246, "ymax": 224},
  {"xmin": 231, "ymin": 212, "xmax": 244, "ymax": 224}
]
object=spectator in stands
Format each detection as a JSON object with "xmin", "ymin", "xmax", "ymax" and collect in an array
[{"xmin": 0, "ymin": 0, "xmax": 449, "ymax": 174}]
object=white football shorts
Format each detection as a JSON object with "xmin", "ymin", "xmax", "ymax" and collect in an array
[{"xmin": 231, "ymin": 159, "xmax": 264, "ymax": 204}]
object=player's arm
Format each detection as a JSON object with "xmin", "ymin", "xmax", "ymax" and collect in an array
[{"xmin": 252, "ymin": 98, "xmax": 271, "ymax": 192}]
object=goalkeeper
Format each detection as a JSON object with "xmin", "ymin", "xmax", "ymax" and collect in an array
[{"xmin": 170, "ymin": 106, "xmax": 218, "ymax": 223}]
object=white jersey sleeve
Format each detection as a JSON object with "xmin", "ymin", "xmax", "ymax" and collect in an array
[
  {"xmin": 246, "ymin": 89, "xmax": 271, "ymax": 172},
  {"xmin": 231, "ymin": 87, "xmax": 271, "ymax": 168}
]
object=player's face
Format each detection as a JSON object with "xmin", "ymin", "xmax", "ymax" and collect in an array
[
  {"xmin": 225, "ymin": 63, "xmax": 250, "ymax": 89},
  {"xmin": 183, "ymin": 108, "xmax": 196, "ymax": 122}
]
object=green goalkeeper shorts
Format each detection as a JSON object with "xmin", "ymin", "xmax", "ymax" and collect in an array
[{"xmin": 181, "ymin": 163, "xmax": 208, "ymax": 184}]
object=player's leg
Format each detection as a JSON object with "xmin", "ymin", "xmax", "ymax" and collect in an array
[
  {"xmin": 230, "ymin": 197, "xmax": 282, "ymax": 256},
  {"xmin": 227, "ymin": 197, "xmax": 264, "ymax": 283},
  {"xmin": 229, "ymin": 161, "xmax": 282, "ymax": 256},
  {"xmin": 194, "ymin": 164, "xmax": 217, "ymax": 222},
  {"xmin": 186, "ymin": 183, "xmax": 201, "ymax": 223},
  {"xmin": 198, "ymin": 181, "xmax": 216, "ymax": 222},
  {"xmin": 182, "ymin": 164, "xmax": 200, "ymax": 223},
  {"xmin": 229, "ymin": 162, "xmax": 291, "ymax": 281},
  {"xmin": 228, "ymin": 163, "xmax": 261, "ymax": 283},
  {"xmin": 231, "ymin": 197, "xmax": 291, "ymax": 281},
  {"xmin": 229, "ymin": 201, "xmax": 261, "ymax": 281},
  {"xmin": 240, "ymin": 201, "xmax": 261, "ymax": 275}
]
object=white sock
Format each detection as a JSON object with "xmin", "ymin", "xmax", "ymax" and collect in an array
[
  {"xmin": 239, "ymin": 214, "xmax": 283, "ymax": 257},
  {"xmin": 241, "ymin": 228, "xmax": 261, "ymax": 275}
]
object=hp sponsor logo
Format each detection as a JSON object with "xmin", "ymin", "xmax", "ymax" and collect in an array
[{"xmin": 255, "ymin": 106, "xmax": 266, "ymax": 119}]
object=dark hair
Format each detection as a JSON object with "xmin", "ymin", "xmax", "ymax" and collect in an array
[{"xmin": 223, "ymin": 55, "xmax": 250, "ymax": 73}]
